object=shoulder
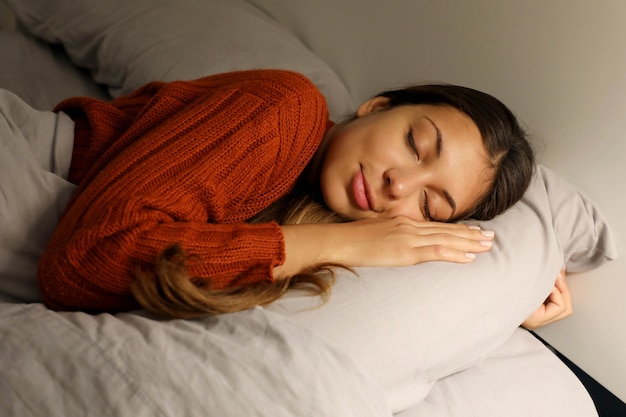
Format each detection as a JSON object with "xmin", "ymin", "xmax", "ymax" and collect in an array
[
  {"xmin": 188, "ymin": 70, "xmax": 325, "ymax": 105},
  {"xmin": 243, "ymin": 69, "xmax": 321, "ymax": 94},
  {"xmin": 211, "ymin": 70, "xmax": 330, "ymax": 141}
]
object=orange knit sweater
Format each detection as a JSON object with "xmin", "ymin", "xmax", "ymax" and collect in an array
[{"xmin": 38, "ymin": 70, "xmax": 331, "ymax": 312}]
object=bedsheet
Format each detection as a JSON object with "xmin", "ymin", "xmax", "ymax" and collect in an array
[{"xmin": 0, "ymin": 303, "xmax": 390, "ymax": 417}]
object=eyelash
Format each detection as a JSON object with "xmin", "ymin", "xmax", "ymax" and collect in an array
[
  {"xmin": 408, "ymin": 131, "xmax": 431, "ymax": 220},
  {"xmin": 421, "ymin": 190, "xmax": 432, "ymax": 221},
  {"xmin": 407, "ymin": 131, "xmax": 419, "ymax": 160}
]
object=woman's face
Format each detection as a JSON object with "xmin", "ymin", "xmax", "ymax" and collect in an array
[{"xmin": 319, "ymin": 98, "xmax": 493, "ymax": 222}]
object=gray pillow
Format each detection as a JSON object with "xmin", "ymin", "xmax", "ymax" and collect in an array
[
  {"xmin": 5, "ymin": 0, "xmax": 355, "ymax": 121},
  {"xmin": 0, "ymin": 89, "xmax": 75, "ymax": 303},
  {"xmin": 0, "ymin": 31, "xmax": 109, "ymax": 110},
  {"xmin": 267, "ymin": 165, "xmax": 617, "ymax": 411}
]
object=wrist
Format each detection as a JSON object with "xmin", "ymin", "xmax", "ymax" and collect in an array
[{"xmin": 274, "ymin": 223, "xmax": 347, "ymax": 280}]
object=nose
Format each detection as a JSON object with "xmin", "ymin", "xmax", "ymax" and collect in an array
[{"xmin": 383, "ymin": 167, "xmax": 424, "ymax": 200}]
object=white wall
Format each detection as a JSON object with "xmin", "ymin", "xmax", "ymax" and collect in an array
[{"xmin": 251, "ymin": 0, "xmax": 626, "ymax": 400}]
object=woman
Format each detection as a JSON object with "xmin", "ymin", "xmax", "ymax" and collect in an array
[{"xmin": 39, "ymin": 69, "xmax": 539, "ymax": 319}]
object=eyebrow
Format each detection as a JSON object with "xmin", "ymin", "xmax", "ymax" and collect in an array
[
  {"xmin": 424, "ymin": 116, "xmax": 443, "ymax": 158},
  {"xmin": 424, "ymin": 116, "xmax": 457, "ymax": 219}
]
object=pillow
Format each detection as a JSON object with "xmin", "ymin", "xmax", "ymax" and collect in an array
[
  {"xmin": 267, "ymin": 165, "xmax": 617, "ymax": 412},
  {"xmin": 0, "ymin": 89, "xmax": 75, "ymax": 304},
  {"xmin": 0, "ymin": 31, "xmax": 110, "ymax": 110},
  {"xmin": 0, "ymin": 30, "xmax": 102, "ymax": 302},
  {"xmin": 5, "ymin": 0, "xmax": 355, "ymax": 121},
  {"xmin": 402, "ymin": 328, "xmax": 598, "ymax": 417}
]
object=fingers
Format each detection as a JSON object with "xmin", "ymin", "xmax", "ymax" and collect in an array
[
  {"xmin": 411, "ymin": 236, "xmax": 496, "ymax": 264},
  {"xmin": 346, "ymin": 217, "xmax": 496, "ymax": 266},
  {"xmin": 407, "ymin": 218, "xmax": 495, "ymax": 239},
  {"xmin": 521, "ymin": 267, "xmax": 573, "ymax": 330},
  {"xmin": 543, "ymin": 287, "xmax": 565, "ymax": 316},
  {"xmin": 534, "ymin": 273, "xmax": 573, "ymax": 326},
  {"xmin": 409, "ymin": 243, "xmax": 477, "ymax": 264},
  {"xmin": 417, "ymin": 230, "xmax": 494, "ymax": 263},
  {"xmin": 550, "ymin": 270, "xmax": 573, "ymax": 320},
  {"xmin": 373, "ymin": 216, "xmax": 496, "ymax": 244},
  {"xmin": 410, "ymin": 230, "xmax": 495, "ymax": 264},
  {"xmin": 554, "ymin": 268, "xmax": 568, "ymax": 291}
]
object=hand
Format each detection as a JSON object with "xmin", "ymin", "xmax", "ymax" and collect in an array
[
  {"xmin": 334, "ymin": 217, "xmax": 495, "ymax": 266},
  {"xmin": 275, "ymin": 217, "xmax": 495, "ymax": 279},
  {"xmin": 521, "ymin": 268, "xmax": 572, "ymax": 330}
]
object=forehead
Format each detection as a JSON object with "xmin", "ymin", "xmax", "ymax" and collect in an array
[
  {"xmin": 409, "ymin": 104, "xmax": 476, "ymax": 129},
  {"xmin": 417, "ymin": 105, "xmax": 493, "ymax": 219}
]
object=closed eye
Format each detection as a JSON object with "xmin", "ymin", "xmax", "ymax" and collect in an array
[
  {"xmin": 407, "ymin": 131, "xmax": 419, "ymax": 160},
  {"xmin": 421, "ymin": 190, "xmax": 432, "ymax": 221}
]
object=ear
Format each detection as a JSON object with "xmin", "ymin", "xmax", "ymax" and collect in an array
[{"xmin": 356, "ymin": 96, "xmax": 391, "ymax": 117}]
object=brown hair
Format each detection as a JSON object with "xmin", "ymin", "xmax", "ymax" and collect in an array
[
  {"xmin": 377, "ymin": 84, "xmax": 534, "ymax": 220},
  {"xmin": 131, "ymin": 194, "xmax": 348, "ymax": 319},
  {"xmin": 131, "ymin": 84, "xmax": 534, "ymax": 319}
]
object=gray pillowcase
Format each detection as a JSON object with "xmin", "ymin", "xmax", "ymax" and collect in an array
[
  {"xmin": 5, "ymin": 0, "xmax": 355, "ymax": 121},
  {"xmin": 267, "ymin": 165, "xmax": 617, "ymax": 411},
  {"xmin": 0, "ymin": 31, "xmax": 109, "ymax": 110}
]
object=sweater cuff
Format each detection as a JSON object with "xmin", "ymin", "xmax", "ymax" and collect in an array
[{"xmin": 184, "ymin": 221, "xmax": 286, "ymax": 290}]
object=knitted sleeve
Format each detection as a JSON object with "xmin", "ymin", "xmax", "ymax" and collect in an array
[{"xmin": 38, "ymin": 70, "xmax": 330, "ymax": 312}]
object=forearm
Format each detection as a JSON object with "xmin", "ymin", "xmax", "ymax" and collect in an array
[
  {"xmin": 274, "ymin": 223, "xmax": 348, "ymax": 280},
  {"xmin": 142, "ymin": 221, "xmax": 286, "ymax": 288},
  {"xmin": 45, "ymin": 196, "xmax": 307, "ymax": 309},
  {"xmin": 275, "ymin": 218, "xmax": 496, "ymax": 280}
]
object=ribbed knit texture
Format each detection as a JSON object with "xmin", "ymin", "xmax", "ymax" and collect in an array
[{"xmin": 38, "ymin": 70, "xmax": 330, "ymax": 312}]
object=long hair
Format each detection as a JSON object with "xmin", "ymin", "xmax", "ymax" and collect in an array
[
  {"xmin": 131, "ymin": 193, "xmax": 348, "ymax": 319},
  {"xmin": 131, "ymin": 84, "xmax": 534, "ymax": 319}
]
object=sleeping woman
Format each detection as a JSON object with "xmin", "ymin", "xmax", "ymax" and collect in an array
[{"xmin": 34, "ymin": 69, "xmax": 569, "ymax": 324}]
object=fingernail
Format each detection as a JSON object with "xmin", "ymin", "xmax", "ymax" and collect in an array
[
  {"xmin": 465, "ymin": 252, "xmax": 476, "ymax": 259},
  {"xmin": 468, "ymin": 225, "xmax": 481, "ymax": 230},
  {"xmin": 481, "ymin": 230, "xmax": 495, "ymax": 238},
  {"xmin": 480, "ymin": 240, "xmax": 493, "ymax": 247}
]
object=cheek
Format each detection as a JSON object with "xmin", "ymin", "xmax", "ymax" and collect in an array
[
  {"xmin": 319, "ymin": 162, "xmax": 348, "ymax": 214},
  {"xmin": 318, "ymin": 136, "xmax": 356, "ymax": 207},
  {"xmin": 381, "ymin": 202, "xmax": 425, "ymax": 222},
  {"xmin": 319, "ymin": 174, "xmax": 337, "ymax": 210}
]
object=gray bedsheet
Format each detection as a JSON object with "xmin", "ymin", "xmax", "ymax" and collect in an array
[{"xmin": 0, "ymin": 303, "xmax": 390, "ymax": 417}]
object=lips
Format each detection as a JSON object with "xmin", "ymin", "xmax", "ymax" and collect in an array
[{"xmin": 352, "ymin": 168, "xmax": 371, "ymax": 211}]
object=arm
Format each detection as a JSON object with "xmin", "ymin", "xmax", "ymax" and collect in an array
[
  {"xmin": 275, "ymin": 217, "xmax": 495, "ymax": 280},
  {"xmin": 39, "ymin": 70, "xmax": 329, "ymax": 312}
]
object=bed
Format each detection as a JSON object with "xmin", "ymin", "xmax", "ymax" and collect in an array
[{"xmin": 0, "ymin": 0, "xmax": 623, "ymax": 416}]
